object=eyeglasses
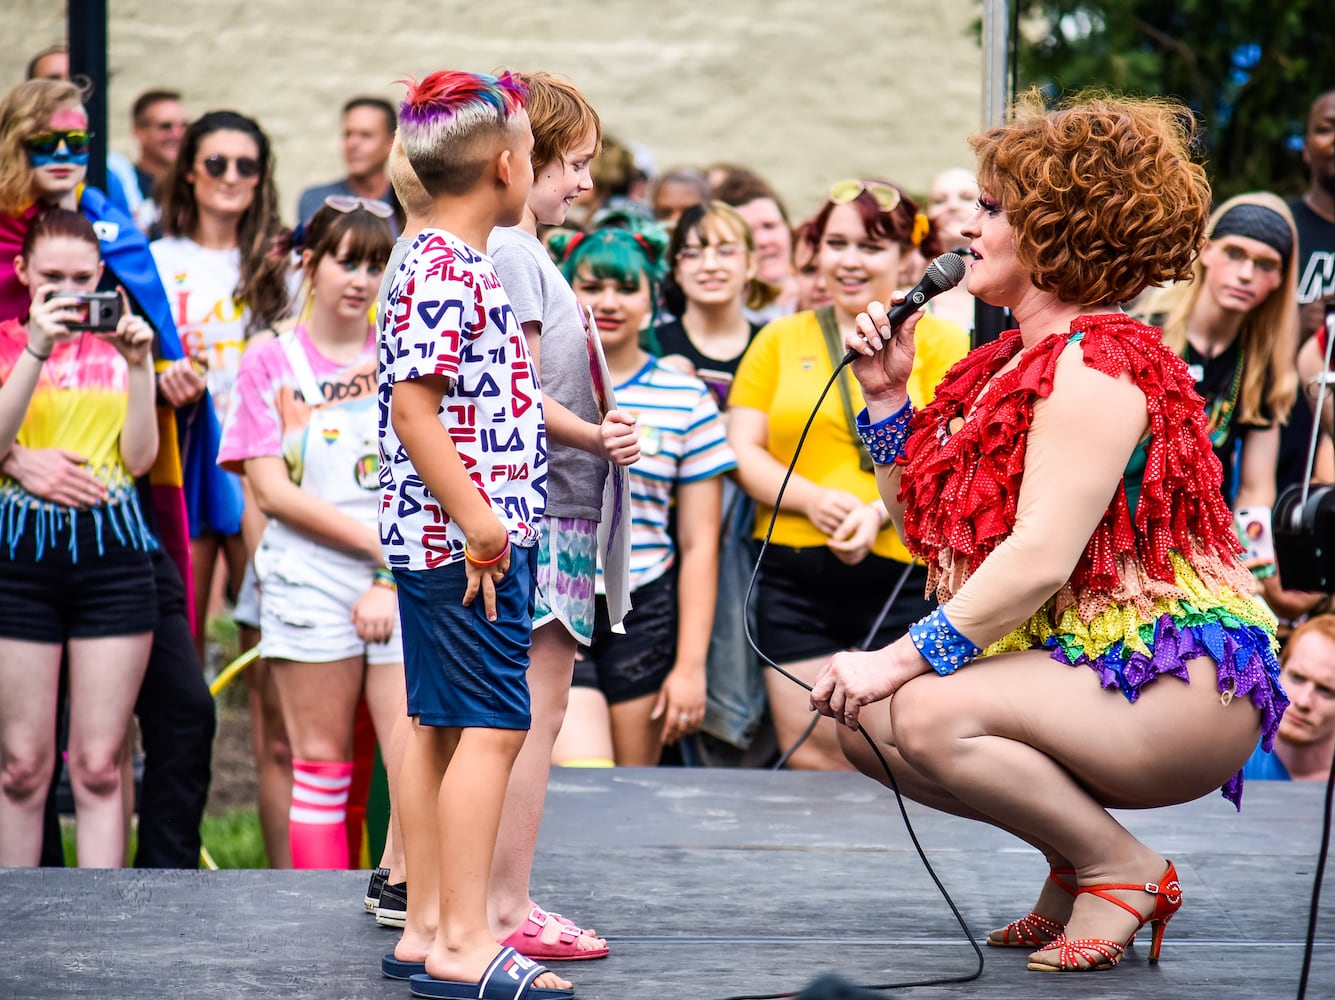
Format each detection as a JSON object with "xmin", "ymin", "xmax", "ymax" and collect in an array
[
  {"xmin": 324, "ymin": 195, "xmax": 395, "ymax": 219},
  {"xmin": 1217, "ymin": 243, "xmax": 1282, "ymax": 275},
  {"xmin": 201, "ymin": 154, "xmax": 261, "ymax": 179},
  {"xmin": 144, "ymin": 120, "xmax": 186, "ymax": 133},
  {"xmin": 676, "ymin": 241, "xmax": 743, "ymax": 264},
  {"xmin": 24, "ymin": 129, "xmax": 93, "ymax": 157},
  {"xmin": 828, "ymin": 179, "xmax": 902, "ymax": 214}
]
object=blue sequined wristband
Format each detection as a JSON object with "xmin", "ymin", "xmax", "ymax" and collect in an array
[
  {"xmin": 856, "ymin": 402, "xmax": 914, "ymax": 466},
  {"xmin": 908, "ymin": 607, "xmax": 982, "ymax": 676}
]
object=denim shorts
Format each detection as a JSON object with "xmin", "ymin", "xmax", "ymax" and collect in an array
[{"xmin": 395, "ymin": 545, "xmax": 536, "ymax": 729}]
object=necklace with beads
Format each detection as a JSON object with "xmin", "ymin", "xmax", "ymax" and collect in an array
[{"xmin": 1187, "ymin": 340, "xmax": 1244, "ymax": 450}]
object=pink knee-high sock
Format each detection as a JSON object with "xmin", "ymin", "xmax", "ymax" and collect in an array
[{"xmin": 288, "ymin": 758, "xmax": 353, "ymax": 869}]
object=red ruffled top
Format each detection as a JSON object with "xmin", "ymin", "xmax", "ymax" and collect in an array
[{"xmin": 897, "ymin": 313, "xmax": 1244, "ymax": 597}]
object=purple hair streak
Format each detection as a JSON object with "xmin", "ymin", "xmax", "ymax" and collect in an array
[{"xmin": 399, "ymin": 70, "xmax": 527, "ymax": 126}]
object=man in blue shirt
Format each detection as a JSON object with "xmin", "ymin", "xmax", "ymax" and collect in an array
[
  {"xmin": 295, "ymin": 97, "xmax": 400, "ymax": 231},
  {"xmin": 1243, "ymin": 615, "xmax": 1335, "ymax": 781}
]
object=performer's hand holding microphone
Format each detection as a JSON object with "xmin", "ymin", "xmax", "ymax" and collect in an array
[{"xmin": 843, "ymin": 252, "xmax": 969, "ymax": 418}]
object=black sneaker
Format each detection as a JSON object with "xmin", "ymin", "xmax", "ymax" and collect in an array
[
  {"xmin": 364, "ymin": 867, "xmax": 390, "ymax": 913},
  {"xmin": 376, "ymin": 881, "xmax": 407, "ymax": 928}
]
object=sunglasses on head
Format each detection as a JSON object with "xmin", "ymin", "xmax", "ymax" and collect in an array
[
  {"xmin": 201, "ymin": 153, "xmax": 261, "ymax": 179},
  {"xmin": 24, "ymin": 129, "xmax": 93, "ymax": 157},
  {"xmin": 324, "ymin": 194, "xmax": 395, "ymax": 219},
  {"xmin": 828, "ymin": 178, "xmax": 902, "ymax": 214}
]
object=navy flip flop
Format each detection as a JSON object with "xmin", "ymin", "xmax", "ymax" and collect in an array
[
  {"xmin": 408, "ymin": 945, "xmax": 574, "ymax": 999},
  {"xmin": 382, "ymin": 953, "xmax": 428, "ymax": 980}
]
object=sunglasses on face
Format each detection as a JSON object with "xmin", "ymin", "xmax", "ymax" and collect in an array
[
  {"xmin": 324, "ymin": 194, "xmax": 395, "ymax": 219},
  {"xmin": 828, "ymin": 178, "xmax": 902, "ymax": 214},
  {"xmin": 200, "ymin": 154, "xmax": 261, "ymax": 179},
  {"xmin": 24, "ymin": 129, "xmax": 93, "ymax": 157}
]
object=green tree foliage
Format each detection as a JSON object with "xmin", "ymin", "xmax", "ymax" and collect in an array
[{"xmin": 1014, "ymin": 1, "xmax": 1329, "ymax": 199}]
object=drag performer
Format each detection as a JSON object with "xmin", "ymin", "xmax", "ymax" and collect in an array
[{"xmin": 815, "ymin": 94, "xmax": 1288, "ymax": 973}]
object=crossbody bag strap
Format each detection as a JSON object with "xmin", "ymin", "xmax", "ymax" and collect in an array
[
  {"xmin": 278, "ymin": 330, "xmax": 325, "ymax": 408},
  {"xmin": 815, "ymin": 305, "xmax": 874, "ymax": 473}
]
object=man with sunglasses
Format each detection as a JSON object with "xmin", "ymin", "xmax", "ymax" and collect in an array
[
  {"xmin": 107, "ymin": 90, "xmax": 186, "ymax": 239},
  {"xmin": 296, "ymin": 97, "xmax": 401, "ymax": 233}
]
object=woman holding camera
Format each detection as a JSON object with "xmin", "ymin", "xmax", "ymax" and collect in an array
[
  {"xmin": 0, "ymin": 208, "xmax": 158, "ymax": 867},
  {"xmin": 0, "ymin": 77, "xmax": 226, "ymax": 870}
]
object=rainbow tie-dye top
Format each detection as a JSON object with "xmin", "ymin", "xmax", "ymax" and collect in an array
[
  {"xmin": 0, "ymin": 318, "xmax": 155, "ymax": 560},
  {"xmin": 897, "ymin": 314, "xmax": 1286, "ymax": 807}
]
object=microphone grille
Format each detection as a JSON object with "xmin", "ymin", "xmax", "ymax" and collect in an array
[{"xmin": 925, "ymin": 252, "xmax": 968, "ymax": 290}]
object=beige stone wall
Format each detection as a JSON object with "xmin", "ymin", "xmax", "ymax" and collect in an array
[{"xmin": 5, "ymin": 0, "xmax": 983, "ymax": 224}]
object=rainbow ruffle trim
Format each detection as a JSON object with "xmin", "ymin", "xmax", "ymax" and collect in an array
[{"xmin": 988, "ymin": 553, "xmax": 1285, "ymax": 809}]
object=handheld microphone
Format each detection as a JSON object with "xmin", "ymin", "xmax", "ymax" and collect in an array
[{"xmin": 840, "ymin": 251, "xmax": 969, "ymax": 366}]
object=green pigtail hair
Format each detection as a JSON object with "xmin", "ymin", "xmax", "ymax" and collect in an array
[{"xmin": 556, "ymin": 220, "xmax": 670, "ymax": 354}]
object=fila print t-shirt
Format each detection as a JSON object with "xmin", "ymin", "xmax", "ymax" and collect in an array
[
  {"xmin": 150, "ymin": 236, "xmax": 249, "ymax": 420},
  {"xmin": 377, "ymin": 228, "xmax": 547, "ymax": 571}
]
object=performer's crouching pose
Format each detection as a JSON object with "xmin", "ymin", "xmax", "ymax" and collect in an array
[{"xmin": 814, "ymin": 93, "xmax": 1288, "ymax": 973}]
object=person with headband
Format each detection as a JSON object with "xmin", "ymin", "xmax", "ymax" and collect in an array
[
  {"xmin": 1143, "ymin": 195, "xmax": 1324, "ymax": 638},
  {"xmin": 824, "ymin": 93, "xmax": 1287, "ymax": 973},
  {"xmin": 727, "ymin": 178, "xmax": 968, "ymax": 771},
  {"xmin": 1146, "ymin": 194, "xmax": 1299, "ymax": 515}
]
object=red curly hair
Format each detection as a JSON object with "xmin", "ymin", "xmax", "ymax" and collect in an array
[{"xmin": 970, "ymin": 92, "xmax": 1211, "ymax": 305}]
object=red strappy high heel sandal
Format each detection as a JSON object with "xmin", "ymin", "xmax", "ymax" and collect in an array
[
  {"xmin": 987, "ymin": 867, "xmax": 1077, "ymax": 948},
  {"xmin": 1027, "ymin": 861, "xmax": 1183, "ymax": 972}
]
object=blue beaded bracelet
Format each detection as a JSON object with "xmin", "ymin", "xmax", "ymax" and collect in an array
[
  {"xmin": 856, "ymin": 401, "xmax": 914, "ymax": 466},
  {"xmin": 908, "ymin": 607, "xmax": 982, "ymax": 676}
]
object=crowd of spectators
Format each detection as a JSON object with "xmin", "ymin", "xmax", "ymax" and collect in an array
[{"xmin": 2, "ymin": 46, "xmax": 1333, "ymax": 878}]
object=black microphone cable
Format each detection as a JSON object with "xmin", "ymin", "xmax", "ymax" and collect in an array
[
  {"xmin": 716, "ymin": 278, "xmax": 984, "ymax": 998},
  {"xmin": 1295, "ymin": 737, "xmax": 1335, "ymax": 1000},
  {"xmin": 1284, "ymin": 305, "xmax": 1335, "ymax": 1000},
  {"xmin": 770, "ymin": 558, "xmax": 918, "ymax": 772}
]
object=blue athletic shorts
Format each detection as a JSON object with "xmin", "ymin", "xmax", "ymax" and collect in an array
[{"xmin": 395, "ymin": 545, "xmax": 536, "ymax": 729}]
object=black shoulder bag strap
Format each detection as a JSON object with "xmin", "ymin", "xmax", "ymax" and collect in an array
[{"xmin": 815, "ymin": 305, "xmax": 874, "ymax": 473}]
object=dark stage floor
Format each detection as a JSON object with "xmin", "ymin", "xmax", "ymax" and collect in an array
[{"xmin": 1, "ymin": 768, "xmax": 1332, "ymax": 1000}]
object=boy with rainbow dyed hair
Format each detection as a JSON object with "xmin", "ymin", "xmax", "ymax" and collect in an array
[{"xmin": 376, "ymin": 70, "xmax": 571, "ymax": 1000}]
